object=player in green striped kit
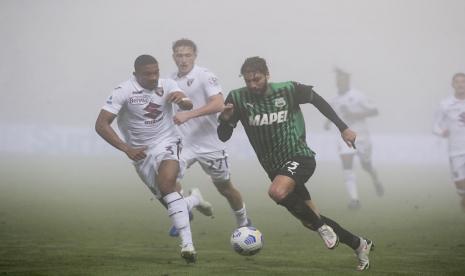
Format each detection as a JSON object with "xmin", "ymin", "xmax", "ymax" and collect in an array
[{"xmin": 218, "ymin": 57, "xmax": 374, "ymax": 271}]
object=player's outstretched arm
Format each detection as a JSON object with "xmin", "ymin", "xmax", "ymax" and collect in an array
[
  {"xmin": 311, "ymin": 91, "xmax": 348, "ymax": 132},
  {"xmin": 95, "ymin": 109, "xmax": 147, "ymax": 161},
  {"xmin": 217, "ymin": 103, "xmax": 235, "ymax": 142},
  {"xmin": 343, "ymin": 107, "xmax": 379, "ymax": 121},
  {"xmin": 310, "ymin": 92, "xmax": 357, "ymax": 148},
  {"xmin": 341, "ymin": 128, "xmax": 357, "ymax": 149},
  {"xmin": 173, "ymin": 94, "xmax": 224, "ymax": 125},
  {"xmin": 168, "ymin": 91, "xmax": 193, "ymax": 111}
]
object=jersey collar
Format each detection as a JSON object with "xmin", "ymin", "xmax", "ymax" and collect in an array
[
  {"xmin": 130, "ymin": 75, "xmax": 159, "ymax": 94},
  {"xmin": 174, "ymin": 65, "xmax": 198, "ymax": 80}
]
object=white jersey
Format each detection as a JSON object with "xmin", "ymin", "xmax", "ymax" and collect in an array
[
  {"xmin": 102, "ymin": 76, "xmax": 182, "ymax": 148},
  {"xmin": 170, "ymin": 65, "xmax": 224, "ymax": 153},
  {"xmin": 330, "ymin": 89, "xmax": 376, "ymax": 137},
  {"xmin": 434, "ymin": 95, "xmax": 465, "ymax": 157}
]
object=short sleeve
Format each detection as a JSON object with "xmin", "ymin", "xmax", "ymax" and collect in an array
[
  {"xmin": 203, "ymin": 70, "xmax": 222, "ymax": 97},
  {"xmin": 102, "ymin": 86, "xmax": 127, "ymax": 115}
]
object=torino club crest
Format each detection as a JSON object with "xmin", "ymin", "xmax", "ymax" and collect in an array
[{"xmin": 144, "ymin": 102, "xmax": 162, "ymax": 119}]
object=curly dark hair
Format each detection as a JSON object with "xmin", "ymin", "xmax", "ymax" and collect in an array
[
  {"xmin": 240, "ymin": 56, "xmax": 269, "ymax": 76},
  {"xmin": 134, "ymin": 55, "xmax": 157, "ymax": 71}
]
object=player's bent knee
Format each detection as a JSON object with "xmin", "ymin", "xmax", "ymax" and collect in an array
[{"xmin": 268, "ymin": 187, "xmax": 289, "ymax": 203}]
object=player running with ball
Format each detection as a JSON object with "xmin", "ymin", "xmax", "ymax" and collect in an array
[{"xmin": 217, "ymin": 56, "xmax": 374, "ymax": 271}]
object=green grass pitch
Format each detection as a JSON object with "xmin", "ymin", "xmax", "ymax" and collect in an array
[{"xmin": 1, "ymin": 155, "xmax": 465, "ymax": 275}]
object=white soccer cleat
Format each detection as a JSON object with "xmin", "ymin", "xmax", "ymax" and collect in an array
[
  {"xmin": 189, "ymin": 188, "xmax": 214, "ymax": 217},
  {"xmin": 180, "ymin": 243, "xmax": 197, "ymax": 264},
  {"xmin": 355, "ymin": 237, "xmax": 374, "ymax": 271},
  {"xmin": 317, "ymin": 224, "xmax": 339, "ymax": 249}
]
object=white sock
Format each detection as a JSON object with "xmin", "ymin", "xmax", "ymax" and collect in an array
[
  {"xmin": 233, "ymin": 203, "xmax": 248, "ymax": 227},
  {"xmin": 343, "ymin": 169, "xmax": 358, "ymax": 201},
  {"xmin": 356, "ymin": 237, "xmax": 366, "ymax": 252},
  {"xmin": 184, "ymin": 194, "xmax": 200, "ymax": 212},
  {"xmin": 163, "ymin": 192, "xmax": 193, "ymax": 246}
]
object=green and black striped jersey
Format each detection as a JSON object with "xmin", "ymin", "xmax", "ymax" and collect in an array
[{"xmin": 224, "ymin": 81, "xmax": 316, "ymax": 174}]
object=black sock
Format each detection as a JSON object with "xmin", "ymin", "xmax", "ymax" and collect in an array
[
  {"xmin": 278, "ymin": 192, "xmax": 324, "ymax": 229},
  {"xmin": 320, "ymin": 215, "xmax": 361, "ymax": 250}
]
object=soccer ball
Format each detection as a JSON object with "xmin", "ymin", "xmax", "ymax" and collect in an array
[{"xmin": 230, "ymin": 226, "xmax": 263, "ymax": 256}]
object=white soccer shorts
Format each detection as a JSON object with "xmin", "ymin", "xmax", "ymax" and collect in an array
[
  {"xmin": 133, "ymin": 138, "xmax": 185, "ymax": 199},
  {"xmin": 181, "ymin": 148, "xmax": 230, "ymax": 182},
  {"xmin": 449, "ymin": 154, "xmax": 465, "ymax": 182}
]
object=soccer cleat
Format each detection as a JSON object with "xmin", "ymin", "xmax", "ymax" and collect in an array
[
  {"xmin": 355, "ymin": 237, "xmax": 374, "ymax": 271},
  {"xmin": 348, "ymin": 199, "xmax": 361, "ymax": 210},
  {"xmin": 189, "ymin": 188, "xmax": 214, "ymax": 217},
  {"xmin": 169, "ymin": 211, "xmax": 194, "ymax": 237},
  {"xmin": 245, "ymin": 218, "xmax": 252, "ymax": 227},
  {"xmin": 317, "ymin": 224, "xmax": 339, "ymax": 249},
  {"xmin": 180, "ymin": 243, "xmax": 197, "ymax": 264},
  {"xmin": 374, "ymin": 181, "xmax": 384, "ymax": 197}
]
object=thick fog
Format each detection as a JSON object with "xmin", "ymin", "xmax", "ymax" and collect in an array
[{"xmin": 0, "ymin": 0, "xmax": 464, "ymax": 160}]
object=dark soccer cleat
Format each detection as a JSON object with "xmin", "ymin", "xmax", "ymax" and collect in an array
[
  {"xmin": 180, "ymin": 243, "xmax": 197, "ymax": 264},
  {"xmin": 374, "ymin": 181, "xmax": 384, "ymax": 197},
  {"xmin": 348, "ymin": 199, "xmax": 361, "ymax": 210}
]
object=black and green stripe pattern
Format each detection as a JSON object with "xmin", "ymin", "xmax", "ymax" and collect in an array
[{"xmin": 226, "ymin": 81, "xmax": 315, "ymax": 174}]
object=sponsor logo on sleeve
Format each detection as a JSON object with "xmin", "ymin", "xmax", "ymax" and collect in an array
[
  {"xmin": 106, "ymin": 96, "xmax": 113, "ymax": 104},
  {"xmin": 208, "ymin": 76, "xmax": 219, "ymax": 86}
]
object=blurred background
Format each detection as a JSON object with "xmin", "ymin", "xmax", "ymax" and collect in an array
[{"xmin": 1, "ymin": 0, "xmax": 464, "ymax": 160}]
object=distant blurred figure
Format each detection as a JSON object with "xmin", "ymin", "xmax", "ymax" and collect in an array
[
  {"xmin": 324, "ymin": 68, "xmax": 383, "ymax": 209},
  {"xmin": 433, "ymin": 72, "xmax": 465, "ymax": 211}
]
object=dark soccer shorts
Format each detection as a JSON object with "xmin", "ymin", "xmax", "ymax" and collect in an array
[{"xmin": 268, "ymin": 156, "xmax": 316, "ymax": 200}]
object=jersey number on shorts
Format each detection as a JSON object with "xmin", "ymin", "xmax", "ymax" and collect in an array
[
  {"xmin": 207, "ymin": 156, "xmax": 229, "ymax": 170},
  {"xmin": 284, "ymin": 161, "xmax": 300, "ymax": 175}
]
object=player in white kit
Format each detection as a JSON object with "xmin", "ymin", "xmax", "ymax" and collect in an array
[
  {"xmin": 325, "ymin": 68, "xmax": 384, "ymax": 209},
  {"xmin": 433, "ymin": 72, "xmax": 465, "ymax": 211},
  {"xmin": 95, "ymin": 55, "xmax": 203, "ymax": 263},
  {"xmin": 168, "ymin": 39, "xmax": 250, "ymax": 236}
]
